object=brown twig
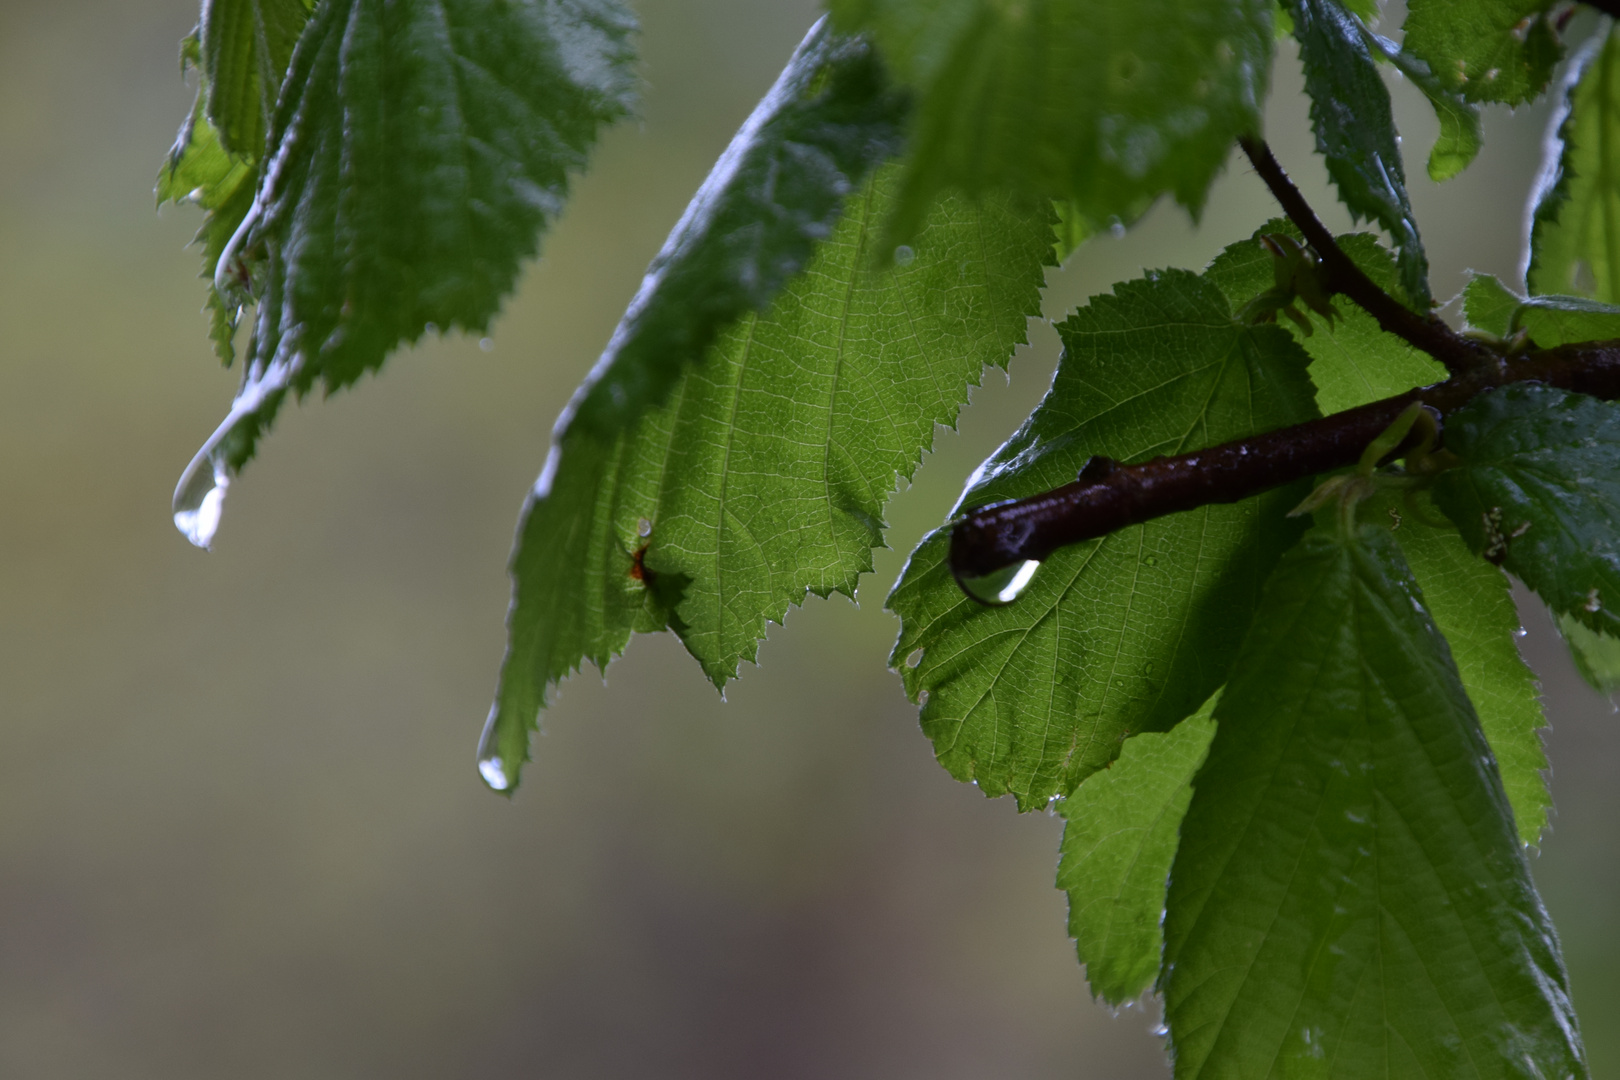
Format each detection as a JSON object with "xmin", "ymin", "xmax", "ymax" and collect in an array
[
  {"xmin": 1237, "ymin": 136, "xmax": 1496, "ymax": 377},
  {"xmin": 950, "ymin": 340, "xmax": 1620, "ymax": 585}
]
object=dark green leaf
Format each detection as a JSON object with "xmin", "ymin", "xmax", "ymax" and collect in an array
[
  {"xmin": 829, "ymin": 0, "xmax": 1274, "ymax": 249},
  {"xmin": 888, "ymin": 265, "xmax": 1319, "ymax": 810},
  {"xmin": 1402, "ymin": 0, "xmax": 1563, "ymax": 106},
  {"xmin": 1435, "ymin": 384, "xmax": 1620, "ymax": 638},
  {"xmin": 1557, "ymin": 610, "xmax": 1620, "ymax": 691},
  {"xmin": 171, "ymin": 0, "xmax": 637, "ymax": 547},
  {"xmin": 1205, "ymin": 221, "xmax": 1445, "ymax": 413},
  {"xmin": 1530, "ymin": 24, "xmax": 1620, "ymax": 301},
  {"xmin": 1163, "ymin": 521, "xmax": 1585, "ymax": 1078},
  {"xmin": 1056, "ymin": 697, "xmax": 1215, "ymax": 1005},
  {"xmin": 1287, "ymin": 0, "xmax": 1430, "ymax": 304},
  {"xmin": 484, "ymin": 161, "xmax": 1053, "ymax": 791},
  {"xmin": 1375, "ymin": 494, "xmax": 1549, "ymax": 846},
  {"xmin": 201, "ymin": 0, "xmax": 314, "ymax": 159},
  {"xmin": 1362, "ymin": 27, "xmax": 1483, "ymax": 182}
]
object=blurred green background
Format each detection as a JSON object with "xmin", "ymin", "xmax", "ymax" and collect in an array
[{"xmin": 0, "ymin": 1, "xmax": 1613, "ymax": 1075}]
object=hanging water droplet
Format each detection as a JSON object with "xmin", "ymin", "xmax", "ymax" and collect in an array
[
  {"xmin": 172, "ymin": 356, "xmax": 298, "ymax": 549},
  {"xmin": 959, "ymin": 559, "xmax": 1040, "ymax": 605},
  {"xmin": 476, "ymin": 707, "xmax": 513, "ymax": 792},
  {"xmin": 173, "ymin": 456, "xmax": 230, "ymax": 549},
  {"xmin": 479, "ymin": 337, "xmax": 494, "ymax": 352}
]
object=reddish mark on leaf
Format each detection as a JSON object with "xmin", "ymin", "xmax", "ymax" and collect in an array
[{"xmin": 629, "ymin": 542, "xmax": 651, "ymax": 582}]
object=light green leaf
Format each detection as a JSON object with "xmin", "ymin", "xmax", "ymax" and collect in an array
[
  {"xmin": 1530, "ymin": 24, "xmax": 1620, "ymax": 301},
  {"xmin": 1462, "ymin": 271, "xmax": 1522, "ymax": 337},
  {"xmin": 887, "ymin": 265, "xmax": 1319, "ymax": 811},
  {"xmin": 1402, "ymin": 0, "xmax": 1563, "ymax": 106},
  {"xmin": 1463, "ymin": 273, "xmax": 1620, "ymax": 345},
  {"xmin": 1056, "ymin": 697, "xmax": 1215, "ymax": 1005},
  {"xmin": 486, "ymin": 161, "xmax": 1053, "ymax": 791},
  {"xmin": 1515, "ymin": 293, "xmax": 1620, "ymax": 345},
  {"xmin": 1163, "ymin": 521, "xmax": 1585, "ymax": 1079},
  {"xmin": 1435, "ymin": 384, "xmax": 1620, "ymax": 637},
  {"xmin": 829, "ymin": 0, "xmax": 1274, "ymax": 249},
  {"xmin": 1287, "ymin": 0, "xmax": 1430, "ymax": 304},
  {"xmin": 171, "ymin": 0, "xmax": 637, "ymax": 548},
  {"xmin": 201, "ymin": 0, "xmax": 314, "ymax": 159},
  {"xmin": 1205, "ymin": 221, "xmax": 1446, "ymax": 413},
  {"xmin": 1557, "ymin": 610, "xmax": 1620, "ymax": 691},
  {"xmin": 1362, "ymin": 27, "xmax": 1483, "ymax": 182},
  {"xmin": 158, "ymin": 33, "xmax": 259, "ymax": 364},
  {"xmin": 1374, "ymin": 493, "xmax": 1549, "ymax": 847}
]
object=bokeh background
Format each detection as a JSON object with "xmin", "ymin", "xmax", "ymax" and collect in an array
[{"xmin": 0, "ymin": 1, "xmax": 1614, "ymax": 1076}]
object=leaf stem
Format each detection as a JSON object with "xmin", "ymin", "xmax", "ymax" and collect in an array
[
  {"xmin": 950, "ymin": 339, "xmax": 1620, "ymax": 584},
  {"xmin": 1238, "ymin": 136, "xmax": 1494, "ymax": 377}
]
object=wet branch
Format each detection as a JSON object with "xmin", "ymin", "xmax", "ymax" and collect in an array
[
  {"xmin": 1237, "ymin": 136, "xmax": 1494, "ymax": 378},
  {"xmin": 950, "ymin": 340, "xmax": 1620, "ymax": 585}
]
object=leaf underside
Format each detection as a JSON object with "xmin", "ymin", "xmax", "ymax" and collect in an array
[
  {"xmin": 486, "ymin": 163, "xmax": 1054, "ymax": 789},
  {"xmin": 888, "ymin": 264, "xmax": 1320, "ymax": 811},
  {"xmin": 1058, "ymin": 698, "xmax": 1215, "ymax": 1006},
  {"xmin": 1163, "ymin": 522, "xmax": 1585, "ymax": 1079}
]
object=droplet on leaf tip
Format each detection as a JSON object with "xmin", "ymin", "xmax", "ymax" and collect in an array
[
  {"xmin": 476, "ymin": 708, "xmax": 513, "ymax": 792},
  {"xmin": 479, "ymin": 337, "xmax": 494, "ymax": 352}
]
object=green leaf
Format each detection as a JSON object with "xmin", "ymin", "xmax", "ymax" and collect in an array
[
  {"xmin": 1287, "ymin": 0, "xmax": 1430, "ymax": 304},
  {"xmin": 1463, "ymin": 273, "xmax": 1620, "ymax": 345},
  {"xmin": 829, "ymin": 0, "xmax": 1274, "ymax": 249},
  {"xmin": 888, "ymin": 265, "xmax": 1319, "ymax": 811},
  {"xmin": 1434, "ymin": 384, "xmax": 1620, "ymax": 638},
  {"xmin": 1205, "ymin": 221, "xmax": 1445, "ymax": 413},
  {"xmin": 1530, "ymin": 24, "xmax": 1620, "ymax": 301},
  {"xmin": 1163, "ymin": 521, "xmax": 1585, "ymax": 1079},
  {"xmin": 1402, "ymin": 0, "xmax": 1563, "ymax": 106},
  {"xmin": 1462, "ymin": 271, "xmax": 1522, "ymax": 337},
  {"xmin": 1362, "ymin": 28, "xmax": 1483, "ymax": 182},
  {"xmin": 171, "ymin": 0, "xmax": 637, "ymax": 548},
  {"xmin": 1056, "ymin": 697, "xmax": 1215, "ymax": 1006},
  {"xmin": 201, "ymin": 0, "xmax": 315, "ymax": 159},
  {"xmin": 1557, "ymin": 610, "xmax": 1620, "ymax": 691},
  {"xmin": 485, "ymin": 167, "xmax": 1054, "ymax": 791},
  {"xmin": 158, "ymin": 33, "xmax": 260, "ymax": 364},
  {"xmin": 1374, "ymin": 493, "xmax": 1549, "ymax": 847},
  {"xmin": 481, "ymin": 25, "xmax": 933, "ymax": 791}
]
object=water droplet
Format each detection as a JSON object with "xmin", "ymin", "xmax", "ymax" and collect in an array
[
  {"xmin": 479, "ymin": 337, "xmax": 494, "ymax": 352},
  {"xmin": 1144, "ymin": 555, "xmax": 1158, "ymax": 566},
  {"xmin": 1143, "ymin": 661, "xmax": 1154, "ymax": 675},
  {"xmin": 173, "ymin": 457, "xmax": 230, "ymax": 549},
  {"xmin": 906, "ymin": 648, "xmax": 924, "ymax": 669},
  {"xmin": 476, "ymin": 707, "xmax": 512, "ymax": 792},
  {"xmin": 171, "ymin": 357, "xmax": 298, "ymax": 549},
  {"xmin": 1514, "ymin": 626, "xmax": 1528, "ymax": 639},
  {"xmin": 958, "ymin": 559, "xmax": 1040, "ymax": 605},
  {"xmin": 637, "ymin": 517, "xmax": 652, "ymax": 538},
  {"xmin": 1109, "ymin": 221, "xmax": 1127, "ymax": 240},
  {"xmin": 893, "ymin": 245, "xmax": 915, "ymax": 265}
]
